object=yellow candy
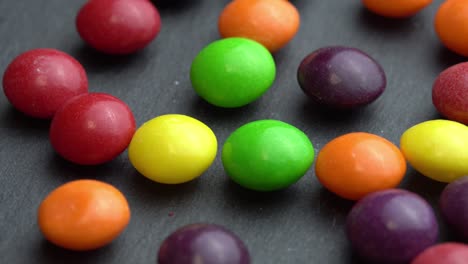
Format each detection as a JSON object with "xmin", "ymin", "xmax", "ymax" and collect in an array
[
  {"xmin": 400, "ymin": 119, "xmax": 468, "ymax": 183},
  {"xmin": 128, "ymin": 114, "xmax": 217, "ymax": 184}
]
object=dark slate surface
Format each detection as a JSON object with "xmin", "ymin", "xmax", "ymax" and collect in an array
[{"xmin": 0, "ymin": 0, "xmax": 462, "ymax": 263}]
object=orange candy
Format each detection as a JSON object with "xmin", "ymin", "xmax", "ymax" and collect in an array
[
  {"xmin": 315, "ymin": 132, "xmax": 406, "ymax": 200},
  {"xmin": 38, "ymin": 180, "xmax": 130, "ymax": 251},
  {"xmin": 362, "ymin": 0, "xmax": 433, "ymax": 18},
  {"xmin": 435, "ymin": 0, "xmax": 468, "ymax": 57},
  {"xmin": 218, "ymin": 0, "xmax": 300, "ymax": 53}
]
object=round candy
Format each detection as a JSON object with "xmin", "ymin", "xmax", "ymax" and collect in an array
[
  {"xmin": 433, "ymin": 62, "xmax": 468, "ymax": 125},
  {"xmin": 400, "ymin": 119, "xmax": 468, "ymax": 183},
  {"xmin": 411, "ymin": 243, "xmax": 468, "ymax": 264},
  {"xmin": 2, "ymin": 48, "xmax": 88, "ymax": 119},
  {"xmin": 315, "ymin": 132, "xmax": 406, "ymax": 200},
  {"xmin": 38, "ymin": 179, "xmax": 130, "ymax": 251},
  {"xmin": 218, "ymin": 0, "xmax": 300, "ymax": 53},
  {"xmin": 346, "ymin": 189, "xmax": 439, "ymax": 264},
  {"xmin": 128, "ymin": 114, "xmax": 217, "ymax": 184},
  {"xmin": 76, "ymin": 0, "xmax": 161, "ymax": 54},
  {"xmin": 362, "ymin": 0, "xmax": 433, "ymax": 18},
  {"xmin": 158, "ymin": 223, "xmax": 250, "ymax": 264},
  {"xmin": 190, "ymin": 37, "xmax": 276, "ymax": 108},
  {"xmin": 435, "ymin": 0, "xmax": 468, "ymax": 57},
  {"xmin": 297, "ymin": 46, "xmax": 386, "ymax": 109},
  {"xmin": 50, "ymin": 93, "xmax": 136, "ymax": 165},
  {"xmin": 222, "ymin": 120, "xmax": 314, "ymax": 191},
  {"xmin": 440, "ymin": 176, "xmax": 468, "ymax": 240}
]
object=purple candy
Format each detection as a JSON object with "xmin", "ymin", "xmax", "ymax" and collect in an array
[
  {"xmin": 297, "ymin": 46, "xmax": 386, "ymax": 109},
  {"xmin": 158, "ymin": 223, "xmax": 250, "ymax": 264},
  {"xmin": 440, "ymin": 176, "xmax": 468, "ymax": 241},
  {"xmin": 346, "ymin": 189, "xmax": 439, "ymax": 264}
]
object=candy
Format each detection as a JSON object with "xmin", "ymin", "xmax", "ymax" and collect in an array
[
  {"xmin": 158, "ymin": 223, "xmax": 250, "ymax": 264},
  {"xmin": 435, "ymin": 0, "xmax": 468, "ymax": 57},
  {"xmin": 76, "ymin": 0, "xmax": 161, "ymax": 55},
  {"xmin": 38, "ymin": 180, "xmax": 130, "ymax": 251},
  {"xmin": 2, "ymin": 48, "xmax": 88, "ymax": 119},
  {"xmin": 315, "ymin": 132, "xmax": 406, "ymax": 200},
  {"xmin": 218, "ymin": 0, "xmax": 300, "ymax": 53},
  {"xmin": 128, "ymin": 114, "xmax": 217, "ymax": 184},
  {"xmin": 362, "ymin": 0, "xmax": 433, "ymax": 18},
  {"xmin": 440, "ymin": 176, "xmax": 468, "ymax": 241},
  {"xmin": 50, "ymin": 93, "xmax": 135, "ymax": 165},
  {"xmin": 346, "ymin": 189, "xmax": 439, "ymax": 264},
  {"xmin": 433, "ymin": 62, "xmax": 468, "ymax": 125},
  {"xmin": 222, "ymin": 120, "xmax": 314, "ymax": 191},
  {"xmin": 400, "ymin": 119, "xmax": 468, "ymax": 183},
  {"xmin": 297, "ymin": 46, "xmax": 386, "ymax": 109},
  {"xmin": 190, "ymin": 38, "xmax": 276, "ymax": 108},
  {"xmin": 411, "ymin": 243, "xmax": 468, "ymax": 264}
]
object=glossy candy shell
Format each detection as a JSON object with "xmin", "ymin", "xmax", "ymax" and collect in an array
[
  {"xmin": 128, "ymin": 114, "xmax": 217, "ymax": 184},
  {"xmin": 2, "ymin": 48, "xmax": 88, "ymax": 118},
  {"xmin": 400, "ymin": 119, "xmax": 468, "ymax": 183},
  {"xmin": 346, "ymin": 189, "xmax": 439, "ymax": 264},
  {"xmin": 158, "ymin": 223, "xmax": 250, "ymax": 264},
  {"xmin": 222, "ymin": 119, "xmax": 314, "ymax": 191},
  {"xmin": 190, "ymin": 38, "xmax": 276, "ymax": 108},
  {"xmin": 50, "ymin": 93, "xmax": 136, "ymax": 165},
  {"xmin": 297, "ymin": 46, "xmax": 386, "ymax": 109}
]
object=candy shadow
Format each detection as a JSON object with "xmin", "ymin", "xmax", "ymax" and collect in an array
[
  {"xmin": 356, "ymin": 7, "xmax": 417, "ymax": 35},
  {"xmin": 296, "ymin": 98, "xmax": 378, "ymax": 130},
  {"xmin": 435, "ymin": 46, "xmax": 466, "ymax": 72},
  {"xmin": 127, "ymin": 170, "xmax": 201, "ymax": 204},
  {"xmin": 312, "ymin": 187, "xmax": 354, "ymax": 223},
  {"xmin": 222, "ymin": 179, "xmax": 300, "ymax": 216},
  {"xmin": 69, "ymin": 44, "xmax": 148, "ymax": 74},
  {"xmin": 46, "ymin": 152, "xmax": 130, "ymax": 182},
  {"xmin": 400, "ymin": 168, "xmax": 446, "ymax": 204},
  {"xmin": 35, "ymin": 239, "xmax": 118, "ymax": 264},
  {"xmin": 288, "ymin": 0, "xmax": 308, "ymax": 10},
  {"xmin": 189, "ymin": 97, "xmax": 258, "ymax": 125},
  {"xmin": 151, "ymin": 0, "xmax": 202, "ymax": 11},
  {"xmin": 0, "ymin": 106, "xmax": 50, "ymax": 133}
]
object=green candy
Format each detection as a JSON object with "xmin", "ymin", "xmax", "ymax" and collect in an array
[
  {"xmin": 190, "ymin": 37, "xmax": 276, "ymax": 108},
  {"xmin": 222, "ymin": 120, "xmax": 315, "ymax": 191}
]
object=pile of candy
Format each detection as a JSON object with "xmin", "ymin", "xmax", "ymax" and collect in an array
[{"xmin": 3, "ymin": 0, "xmax": 468, "ymax": 263}]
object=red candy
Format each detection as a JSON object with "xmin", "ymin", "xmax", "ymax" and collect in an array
[
  {"xmin": 50, "ymin": 93, "xmax": 136, "ymax": 165},
  {"xmin": 2, "ymin": 49, "xmax": 88, "ymax": 119},
  {"xmin": 411, "ymin": 243, "xmax": 468, "ymax": 264},
  {"xmin": 76, "ymin": 0, "xmax": 161, "ymax": 55},
  {"xmin": 433, "ymin": 62, "xmax": 468, "ymax": 125}
]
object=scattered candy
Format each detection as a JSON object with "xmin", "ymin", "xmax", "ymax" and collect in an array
[
  {"xmin": 158, "ymin": 223, "xmax": 250, "ymax": 264},
  {"xmin": 346, "ymin": 189, "xmax": 439, "ymax": 264},
  {"xmin": 433, "ymin": 62, "xmax": 468, "ymax": 125},
  {"xmin": 128, "ymin": 114, "xmax": 217, "ymax": 184},
  {"xmin": 297, "ymin": 46, "xmax": 386, "ymax": 109},
  {"xmin": 76, "ymin": 0, "xmax": 161, "ymax": 55},
  {"xmin": 400, "ymin": 119, "xmax": 468, "ymax": 183},
  {"xmin": 218, "ymin": 0, "xmax": 300, "ymax": 53},
  {"xmin": 439, "ymin": 176, "xmax": 468, "ymax": 241},
  {"xmin": 2, "ymin": 48, "xmax": 88, "ymax": 119},
  {"xmin": 190, "ymin": 37, "xmax": 276, "ymax": 108},
  {"xmin": 38, "ymin": 179, "xmax": 130, "ymax": 251},
  {"xmin": 222, "ymin": 120, "xmax": 314, "ymax": 191},
  {"xmin": 362, "ymin": 0, "xmax": 433, "ymax": 18},
  {"xmin": 435, "ymin": 0, "xmax": 468, "ymax": 57},
  {"xmin": 315, "ymin": 132, "xmax": 406, "ymax": 200},
  {"xmin": 50, "ymin": 93, "xmax": 136, "ymax": 165},
  {"xmin": 411, "ymin": 243, "xmax": 468, "ymax": 264}
]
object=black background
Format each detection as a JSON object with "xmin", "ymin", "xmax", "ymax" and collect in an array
[{"xmin": 0, "ymin": 0, "xmax": 464, "ymax": 263}]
